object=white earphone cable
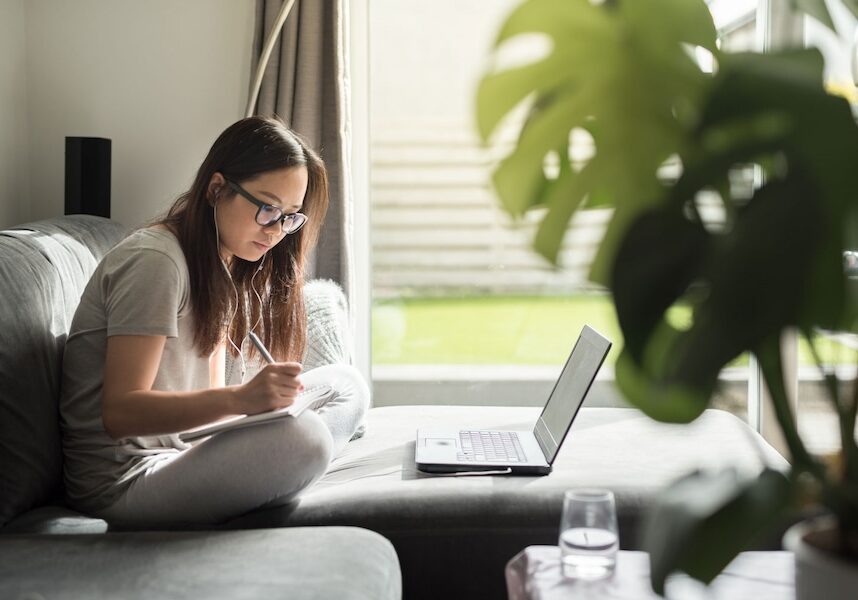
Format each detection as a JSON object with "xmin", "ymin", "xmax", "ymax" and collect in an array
[
  {"xmin": 250, "ymin": 252, "xmax": 265, "ymax": 334},
  {"xmin": 214, "ymin": 204, "xmax": 246, "ymax": 379}
]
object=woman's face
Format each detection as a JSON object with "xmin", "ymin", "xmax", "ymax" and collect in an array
[{"xmin": 210, "ymin": 166, "xmax": 309, "ymax": 264}]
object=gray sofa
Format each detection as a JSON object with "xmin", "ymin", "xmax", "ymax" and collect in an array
[
  {"xmin": 1, "ymin": 215, "xmax": 789, "ymax": 600},
  {"xmin": 0, "ymin": 215, "xmax": 400, "ymax": 600}
]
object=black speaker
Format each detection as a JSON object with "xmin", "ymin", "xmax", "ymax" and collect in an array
[{"xmin": 65, "ymin": 137, "xmax": 111, "ymax": 218}]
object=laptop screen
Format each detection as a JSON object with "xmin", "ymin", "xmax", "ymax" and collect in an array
[{"xmin": 533, "ymin": 326, "xmax": 611, "ymax": 463}]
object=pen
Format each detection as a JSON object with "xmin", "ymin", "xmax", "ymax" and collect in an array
[
  {"xmin": 248, "ymin": 332, "xmax": 275, "ymax": 364},
  {"xmin": 249, "ymin": 332, "xmax": 306, "ymax": 395}
]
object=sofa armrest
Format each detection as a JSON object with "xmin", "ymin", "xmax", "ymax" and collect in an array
[
  {"xmin": 0, "ymin": 527, "xmax": 401, "ymax": 600},
  {"xmin": 302, "ymin": 279, "xmax": 352, "ymax": 370}
]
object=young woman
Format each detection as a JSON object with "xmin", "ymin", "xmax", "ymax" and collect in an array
[{"xmin": 60, "ymin": 116, "xmax": 368, "ymax": 526}]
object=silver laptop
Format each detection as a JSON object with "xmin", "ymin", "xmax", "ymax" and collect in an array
[{"xmin": 415, "ymin": 325, "xmax": 611, "ymax": 475}]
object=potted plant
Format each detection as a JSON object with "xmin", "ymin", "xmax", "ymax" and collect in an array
[{"xmin": 476, "ymin": 0, "xmax": 858, "ymax": 596}]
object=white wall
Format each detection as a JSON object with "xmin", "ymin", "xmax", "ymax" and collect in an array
[
  {"xmin": 0, "ymin": 0, "xmax": 32, "ymax": 229},
  {"xmin": 23, "ymin": 0, "xmax": 256, "ymax": 227}
]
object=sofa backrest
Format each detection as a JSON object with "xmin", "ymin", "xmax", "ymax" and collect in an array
[{"xmin": 0, "ymin": 215, "xmax": 127, "ymax": 528}]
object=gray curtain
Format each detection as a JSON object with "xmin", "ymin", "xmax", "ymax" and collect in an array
[{"xmin": 251, "ymin": 0, "xmax": 352, "ymax": 298}]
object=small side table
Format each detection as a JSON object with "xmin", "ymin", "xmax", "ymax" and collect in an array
[{"xmin": 506, "ymin": 547, "xmax": 794, "ymax": 600}]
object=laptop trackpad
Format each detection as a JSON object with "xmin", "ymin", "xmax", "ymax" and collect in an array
[{"xmin": 423, "ymin": 437, "xmax": 456, "ymax": 448}]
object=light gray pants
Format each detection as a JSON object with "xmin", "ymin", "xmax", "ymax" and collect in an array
[{"xmin": 98, "ymin": 364, "xmax": 369, "ymax": 527}]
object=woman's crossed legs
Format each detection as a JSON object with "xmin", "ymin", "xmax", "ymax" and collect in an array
[{"xmin": 98, "ymin": 364, "xmax": 368, "ymax": 526}]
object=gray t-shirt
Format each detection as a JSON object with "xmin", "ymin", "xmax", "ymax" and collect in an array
[{"xmin": 60, "ymin": 227, "xmax": 211, "ymax": 513}]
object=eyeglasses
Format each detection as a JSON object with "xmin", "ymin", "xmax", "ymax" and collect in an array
[{"xmin": 225, "ymin": 179, "xmax": 308, "ymax": 234}]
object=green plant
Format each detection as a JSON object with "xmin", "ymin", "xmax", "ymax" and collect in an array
[{"xmin": 477, "ymin": 0, "xmax": 858, "ymax": 593}]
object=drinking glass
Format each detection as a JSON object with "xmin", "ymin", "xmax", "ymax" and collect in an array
[{"xmin": 558, "ymin": 488, "xmax": 619, "ymax": 579}]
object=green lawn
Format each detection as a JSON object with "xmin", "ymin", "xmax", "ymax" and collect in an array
[{"xmin": 372, "ymin": 294, "xmax": 857, "ymax": 367}]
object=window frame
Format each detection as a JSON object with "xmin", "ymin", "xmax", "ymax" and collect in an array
[{"xmin": 349, "ymin": 0, "xmax": 372, "ymax": 385}]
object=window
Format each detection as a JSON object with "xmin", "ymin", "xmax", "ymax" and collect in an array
[
  {"xmin": 362, "ymin": 0, "xmax": 852, "ymax": 454},
  {"xmin": 367, "ymin": 0, "xmax": 765, "ymax": 416},
  {"xmin": 369, "ymin": 0, "xmax": 618, "ymax": 407}
]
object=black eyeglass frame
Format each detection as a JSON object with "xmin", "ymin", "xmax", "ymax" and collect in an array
[{"xmin": 225, "ymin": 179, "xmax": 308, "ymax": 234}]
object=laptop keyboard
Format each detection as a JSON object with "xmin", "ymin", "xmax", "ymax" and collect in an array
[{"xmin": 457, "ymin": 430, "xmax": 526, "ymax": 463}]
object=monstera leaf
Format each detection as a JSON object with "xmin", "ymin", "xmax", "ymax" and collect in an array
[
  {"xmin": 476, "ymin": 0, "xmax": 717, "ymax": 283},
  {"xmin": 643, "ymin": 468, "xmax": 793, "ymax": 595},
  {"xmin": 611, "ymin": 48, "xmax": 858, "ymax": 424}
]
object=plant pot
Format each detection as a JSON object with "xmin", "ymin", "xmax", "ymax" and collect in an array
[{"xmin": 783, "ymin": 516, "xmax": 858, "ymax": 600}]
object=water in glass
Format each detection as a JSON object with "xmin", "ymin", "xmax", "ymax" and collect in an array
[{"xmin": 559, "ymin": 526, "xmax": 619, "ymax": 579}]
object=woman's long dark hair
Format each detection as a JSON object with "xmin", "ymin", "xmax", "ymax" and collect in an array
[{"xmin": 157, "ymin": 116, "xmax": 329, "ymax": 361}]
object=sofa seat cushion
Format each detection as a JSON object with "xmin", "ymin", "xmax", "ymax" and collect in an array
[
  {"xmin": 0, "ymin": 505, "xmax": 108, "ymax": 535},
  {"xmin": 226, "ymin": 405, "xmax": 787, "ymax": 600},
  {"xmin": 236, "ymin": 406, "xmax": 786, "ymax": 537},
  {"xmin": 0, "ymin": 527, "xmax": 401, "ymax": 600}
]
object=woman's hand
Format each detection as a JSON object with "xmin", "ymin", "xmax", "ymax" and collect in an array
[
  {"xmin": 101, "ymin": 337, "xmax": 302, "ymax": 438},
  {"xmin": 237, "ymin": 362, "xmax": 304, "ymax": 415}
]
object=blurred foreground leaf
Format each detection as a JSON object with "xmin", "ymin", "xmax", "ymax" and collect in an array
[
  {"xmin": 644, "ymin": 468, "xmax": 792, "ymax": 595},
  {"xmin": 477, "ymin": 0, "xmax": 717, "ymax": 280}
]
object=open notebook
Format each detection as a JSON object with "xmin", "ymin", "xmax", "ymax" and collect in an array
[{"xmin": 179, "ymin": 384, "xmax": 332, "ymax": 442}]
